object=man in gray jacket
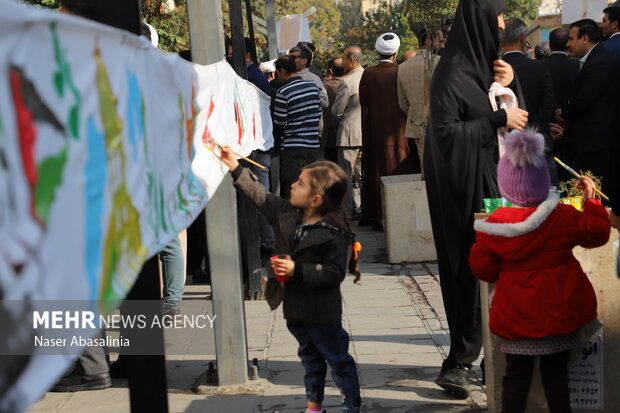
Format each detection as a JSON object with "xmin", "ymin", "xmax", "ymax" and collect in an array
[{"xmin": 331, "ymin": 46, "xmax": 364, "ymax": 219}]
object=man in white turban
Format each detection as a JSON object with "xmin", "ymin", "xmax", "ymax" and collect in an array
[
  {"xmin": 375, "ymin": 32, "xmax": 401, "ymax": 57},
  {"xmin": 358, "ymin": 33, "xmax": 419, "ymax": 230}
]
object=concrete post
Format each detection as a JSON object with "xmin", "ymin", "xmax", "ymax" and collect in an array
[{"xmin": 187, "ymin": 0, "xmax": 249, "ymax": 386}]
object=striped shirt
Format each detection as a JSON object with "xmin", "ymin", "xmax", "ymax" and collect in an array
[{"xmin": 273, "ymin": 76, "xmax": 321, "ymax": 149}]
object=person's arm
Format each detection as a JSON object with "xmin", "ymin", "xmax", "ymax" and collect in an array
[
  {"xmin": 292, "ymin": 237, "xmax": 348, "ymax": 289},
  {"xmin": 397, "ymin": 68, "xmax": 409, "ymax": 115},
  {"xmin": 220, "ymin": 147, "xmax": 287, "ymax": 224},
  {"xmin": 469, "ymin": 236, "xmax": 500, "ymax": 283},
  {"xmin": 317, "ymin": 81, "xmax": 329, "ymax": 108},
  {"xmin": 573, "ymin": 176, "xmax": 611, "ymax": 248},
  {"xmin": 331, "ymin": 80, "xmax": 350, "ymax": 121},
  {"xmin": 272, "ymin": 90, "xmax": 288, "ymax": 129}
]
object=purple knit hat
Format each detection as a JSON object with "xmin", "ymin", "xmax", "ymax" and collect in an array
[{"xmin": 498, "ymin": 130, "xmax": 550, "ymax": 207}]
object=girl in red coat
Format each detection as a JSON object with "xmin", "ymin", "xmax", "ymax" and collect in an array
[{"xmin": 469, "ymin": 130, "xmax": 610, "ymax": 413}]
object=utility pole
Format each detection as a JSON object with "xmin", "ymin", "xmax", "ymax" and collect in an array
[
  {"xmin": 265, "ymin": 0, "xmax": 278, "ymax": 59},
  {"xmin": 186, "ymin": 0, "xmax": 250, "ymax": 386}
]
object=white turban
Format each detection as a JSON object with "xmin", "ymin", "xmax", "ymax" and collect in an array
[
  {"xmin": 259, "ymin": 59, "xmax": 276, "ymax": 73},
  {"xmin": 375, "ymin": 33, "xmax": 400, "ymax": 55}
]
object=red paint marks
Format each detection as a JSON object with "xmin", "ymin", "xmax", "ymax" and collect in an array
[
  {"xmin": 252, "ymin": 114, "xmax": 256, "ymax": 140},
  {"xmin": 235, "ymin": 100, "xmax": 243, "ymax": 145},
  {"xmin": 9, "ymin": 68, "xmax": 41, "ymax": 224},
  {"xmin": 185, "ymin": 85, "xmax": 198, "ymax": 160},
  {"xmin": 201, "ymin": 96, "xmax": 216, "ymax": 152}
]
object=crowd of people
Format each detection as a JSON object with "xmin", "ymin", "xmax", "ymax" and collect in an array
[{"xmin": 236, "ymin": 1, "xmax": 620, "ymax": 412}]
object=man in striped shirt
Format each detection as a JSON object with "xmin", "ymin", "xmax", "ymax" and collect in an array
[{"xmin": 273, "ymin": 55, "xmax": 322, "ymax": 198}]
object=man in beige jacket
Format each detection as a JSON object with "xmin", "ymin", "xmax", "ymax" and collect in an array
[
  {"xmin": 331, "ymin": 46, "xmax": 364, "ymax": 218},
  {"xmin": 397, "ymin": 29, "xmax": 444, "ymax": 178}
]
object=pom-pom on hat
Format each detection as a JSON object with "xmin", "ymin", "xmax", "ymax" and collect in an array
[{"xmin": 498, "ymin": 129, "xmax": 550, "ymax": 207}]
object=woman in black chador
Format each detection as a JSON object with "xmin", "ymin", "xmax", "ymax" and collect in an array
[{"xmin": 424, "ymin": 0, "xmax": 528, "ymax": 399}]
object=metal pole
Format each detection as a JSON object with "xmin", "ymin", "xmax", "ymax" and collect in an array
[
  {"xmin": 228, "ymin": 0, "xmax": 247, "ymax": 78},
  {"xmin": 265, "ymin": 0, "xmax": 278, "ymax": 59},
  {"xmin": 187, "ymin": 0, "xmax": 250, "ymax": 386},
  {"xmin": 229, "ymin": 0, "xmax": 262, "ymax": 302},
  {"xmin": 244, "ymin": 0, "xmax": 258, "ymax": 63}
]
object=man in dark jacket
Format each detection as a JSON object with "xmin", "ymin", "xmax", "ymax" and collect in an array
[
  {"xmin": 601, "ymin": 3, "xmax": 620, "ymax": 63},
  {"xmin": 244, "ymin": 37, "xmax": 276, "ymax": 99},
  {"xmin": 558, "ymin": 19, "xmax": 617, "ymax": 191},
  {"xmin": 501, "ymin": 18, "xmax": 558, "ymax": 185},
  {"xmin": 545, "ymin": 28, "xmax": 580, "ymax": 109}
]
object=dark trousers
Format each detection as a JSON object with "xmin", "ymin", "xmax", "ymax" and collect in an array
[
  {"xmin": 286, "ymin": 320, "xmax": 361, "ymax": 412},
  {"xmin": 442, "ymin": 317, "xmax": 483, "ymax": 370},
  {"xmin": 502, "ymin": 351, "xmax": 571, "ymax": 413},
  {"xmin": 280, "ymin": 147, "xmax": 321, "ymax": 198},
  {"xmin": 72, "ymin": 333, "xmax": 109, "ymax": 376}
]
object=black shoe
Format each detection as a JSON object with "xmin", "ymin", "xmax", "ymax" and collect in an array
[
  {"xmin": 50, "ymin": 372, "xmax": 111, "ymax": 392},
  {"xmin": 435, "ymin": 365, "xmax": 471, "ymax": 399}
]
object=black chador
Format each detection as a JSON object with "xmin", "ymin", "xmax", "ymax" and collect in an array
[{"xmin": 424, "ymin": 0, "xmax": 506, "ymax": 383}]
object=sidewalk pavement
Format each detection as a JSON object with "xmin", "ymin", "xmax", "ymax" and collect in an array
[{"xmin": 27, "ymin": 225, "xmax": 486, "ymax": 413}]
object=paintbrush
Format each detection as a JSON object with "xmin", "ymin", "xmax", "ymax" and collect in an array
[
  {"xmin": 204, "ymin": 138, "xmax": 266, "ymax": 170},
  {"xmin": 553, "ymin": 157, "xmax": 608, "ymax": 201}
]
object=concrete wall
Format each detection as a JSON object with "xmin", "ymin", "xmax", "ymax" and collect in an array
[{"xmin": 381, "ymin": 174, "xmax": 436, "ymax": 263}]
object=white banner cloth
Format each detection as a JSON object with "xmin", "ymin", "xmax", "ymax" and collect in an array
[{"xmin": 0, "ymin": 1, "xmax": 272, "ymax": 411}]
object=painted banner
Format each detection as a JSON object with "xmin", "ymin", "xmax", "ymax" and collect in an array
[{"xmin": 0, "ymin": 0, "xmax": 272, "ymax": 411}]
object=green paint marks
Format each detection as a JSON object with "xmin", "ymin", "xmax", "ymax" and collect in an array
[
  {"xmin": 176, "ymin": 177, "xmax": 190, "ymax": 215},
  {"xmin": 34, "ymin": 145, "xmax": 67, "ymax": 223},
  {"xmin": 50, "ymin": 21, "xmax": 81, "ymax": 140},
  {"xmin": 93, "ymin": 46, "xmax": 147, "ymax": 310}
]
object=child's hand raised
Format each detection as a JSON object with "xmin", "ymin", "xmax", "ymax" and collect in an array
[
  {"xmin": 575, "ymin": 176, "xmax": 596, "ymax": 200},
  {"xmin": 219, "ymin": 146, "xmax": 239, "ymax": 171}
]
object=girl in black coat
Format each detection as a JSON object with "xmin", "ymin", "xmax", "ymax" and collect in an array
[{"xmin": 220, "ymin": 147, "xmax": 362, "ymax": 413}]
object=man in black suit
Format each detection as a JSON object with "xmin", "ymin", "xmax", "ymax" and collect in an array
[
  {"xmin": 543, "ymin": 28, "xmax": 581, "ymax": 175},
  {"xmin": 558, "ymin": 19, "xmax": 617, "ymax": 191},
  {"xmin": 545, "ymin": 28, "xmax": 580, "ymax": 110},
  {"xmin": 601, "ymin": 4, "xmax": 620, "ymax": 229},
  {"xmin": 601, "ymin": 4, "xmax": 620, "ymax": 63},
  {"xmin": 501, "ymin": 18, "xmax": 558, "ymax": 185}
]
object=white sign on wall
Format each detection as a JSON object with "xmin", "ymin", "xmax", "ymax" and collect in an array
[{"xmin": 569, "ymin": 331, "xmax": 604, "ymax": 410}]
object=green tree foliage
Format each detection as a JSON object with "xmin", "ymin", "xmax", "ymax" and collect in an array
[
  {"xmin": 18, "ymin": 0, "xmax": 545, "ymax": 68},
  {"xmin": 19, "ymin": 0, "xmax": 189, "ymax": 53},
  {"xmin": 19, "ymin": 0, "xmax": 60, "ymax": 9},
  {"xmin": 345, "ymin": 2, "xmax": 406, "ymax": 54},
  {"xmin": 504, "ymin": 0, "xmax": 543, "ymax": 22},
  {"xmin": 244, "ymin": 0, "xmax": 342, "ymax": 69},
  {"xmin": 142, "ymin": 0, "xmax": 190, "ymax": 52}
]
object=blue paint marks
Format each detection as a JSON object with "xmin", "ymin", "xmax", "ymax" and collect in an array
[
  {"xmin": 85, "ymin": 116, "xmax": 107, "ymax": 302},
  {"xmin": 126, "ymin": 70, "xmax": 145, "ymax": 163}
]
